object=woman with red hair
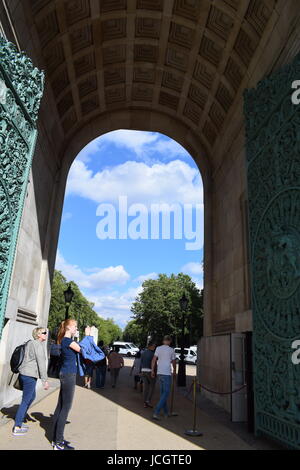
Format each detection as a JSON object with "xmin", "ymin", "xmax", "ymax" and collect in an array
[{"xmin": 51, "ymin": 319, "xmax": 90, "ymax": 450}]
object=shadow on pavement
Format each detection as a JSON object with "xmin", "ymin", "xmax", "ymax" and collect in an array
[
  {"xmin": 1, "ymin": 405, "xmax": 37, "ymax": 423},
  {"xmin": 30, "ymin": 411, "xmax": 71, "ymax": 444},
  {"xmin": 30, "ymin": 412, "xmax": 53, "ymax": 444},
  {"xmin": 81, "ymin": 360, "xmax": 279, "ymax": 450},
  {"xmin": 82, "ymin": 362, "xmax": 206, "ymax": 449}
]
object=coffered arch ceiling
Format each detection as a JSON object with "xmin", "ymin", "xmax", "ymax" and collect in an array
[{"xmin": 28, "ymin": 0, "xmax": 277, "ymax": 168}]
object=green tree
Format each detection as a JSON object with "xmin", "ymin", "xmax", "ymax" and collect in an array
[
  {"xmin": 48, "ymin": 270, "xmax": 122, "ymax": 345},
  {"xmin": 122, "ymin": 320, "xmax": 148, "ymax": 347},
  {"xmin": 130, "ymin": 273, "xmax": 203, "ymax": 346}
]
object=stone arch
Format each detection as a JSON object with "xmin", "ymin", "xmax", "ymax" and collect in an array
[
  {"xmin": 24, "ymin": 0, "xmax": 280, "ymax": 169},
  {"xmin": 1, "ymin": 0, "xmax": 298, "ymax": 423},
  {"xmin": 51, "ymin": 108, "xmax": 214, "ymax": 336},
  {"xmin": 61, "ymin": 108, "xmax": 211, "ymax": 179}
]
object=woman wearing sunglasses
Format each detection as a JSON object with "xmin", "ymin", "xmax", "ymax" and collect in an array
[{"xmin": 13, "ymin": 327, "xmax": 49, "ymax": 436}]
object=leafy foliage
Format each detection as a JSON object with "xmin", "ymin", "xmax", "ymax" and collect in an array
[
  {"xmin": 48, "ymin": 270, "xmax": 122, "ymax": 345},
  {"xmin": 128, "ymin": 273, "xmax": 203, "ymax": 346}
]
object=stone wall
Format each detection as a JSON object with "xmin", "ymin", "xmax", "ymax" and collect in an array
[
  {"xmin": 199, "ymin": 334, "xmax": 231, "ymax": 412},
  {"xmin": 0, "ymin": 11, "xmax": 63, "ymax": 407},
  {"xmin": 198, "ymin": 0, "xmax": 300, "ymax": 413}
]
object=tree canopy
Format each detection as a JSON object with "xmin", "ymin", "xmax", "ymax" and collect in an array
[
  {"xmin": 48, "ymin": 270, "xmax": 122, "ymax": 345},
  {"xmin": 128, "ymin": 273, "xmax": 203, "ymax": 347}
]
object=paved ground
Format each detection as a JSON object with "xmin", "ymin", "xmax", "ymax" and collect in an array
[{"xmin": 0, "ymin": 359, "xmax": 279, "ymax": 450}]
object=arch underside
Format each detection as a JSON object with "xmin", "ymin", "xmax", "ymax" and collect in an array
[{"xmin": 27, "ymin": 0, "xmax": 277, "ymax": 168}]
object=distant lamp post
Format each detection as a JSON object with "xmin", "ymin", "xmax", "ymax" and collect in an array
[
  {"xmin": 177, "ymin": 292, "xmax": 188, "ymax": 387},
  {"xmin": 64, "ymin": 283, "xmax": 74, "ymax": 320}
]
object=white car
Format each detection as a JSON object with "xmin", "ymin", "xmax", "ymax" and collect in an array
[
  {"xmin": 174, "ymin": 347, "xmax": 197, "ymax": 365},
  {"xmin": 113, "ymin": 342, "xmax": 139, "ymax": 356}
]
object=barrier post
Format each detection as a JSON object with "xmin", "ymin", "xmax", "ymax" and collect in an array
[
  {"xmin": 185, "ymin": 377, "xmax": 203, "ymax": 436},
  {"xmin": 169, "ymin": 373, "xmax": 178, "ymax": 416}
]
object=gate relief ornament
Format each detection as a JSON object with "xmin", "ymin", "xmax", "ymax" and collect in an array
[
  {"xmin": 0, "ymin": 37, "xmax": 44, "ymax": 338},
  {"xmin": 244, "ymin": 53, "xmax": 300, "ymax": 448}
]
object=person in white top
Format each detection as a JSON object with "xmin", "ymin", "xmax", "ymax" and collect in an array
[{"xmin": 151, "ymin": 335, "xmax": 176, "ymax": 420}]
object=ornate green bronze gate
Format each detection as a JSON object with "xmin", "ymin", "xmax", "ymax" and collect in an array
[
  {"xmin": 0, "ymin": 37, "xmax": 44, "ymax": 338},
  {"xmin": 244, "ymin": 55, "xmax": 300, "ymax": 449}
]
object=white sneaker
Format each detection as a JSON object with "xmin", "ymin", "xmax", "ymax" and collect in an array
[
  {"xmin": 152, "ymin": 414, "xmax": 161, "ymax": 421},
  {"xmin": 12, "ymin": 426, "xmax": 28, "ymax": 436}
]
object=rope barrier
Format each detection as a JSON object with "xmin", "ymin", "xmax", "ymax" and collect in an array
[
  {"xmin": 195, "ymin": 381, "xmax": 246, "ymax": 396},
  {"xmin": 183, "ymin": 381, "xmax": 193, "ymax": 398},
  {"xmin": 179, "ymin": 377, "xmax": 247, "ymax": 437}
]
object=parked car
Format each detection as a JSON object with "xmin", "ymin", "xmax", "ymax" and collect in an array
[
  {"xmin": 174, "ymin": 347, "xmax": 197, "ymax": 364},
  {"xmin": 113, "ymin": 341, "xmax": 139, "ymax": 356}
]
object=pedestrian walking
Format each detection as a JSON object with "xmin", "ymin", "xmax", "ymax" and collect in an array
[
  {"xmin": 51, "ymin": 320, "xmax": 92, "ymax": 450},
  {"xmin": 83, "ymin": 358, "xmax": 94, "ymax": 389},
  {"xmin": 108, "ymin": 346, "xmax": 124, "ymax": 388},
  {"xmin": 140, "ymin": 341, "xmax": 157, "ymax": 408},
  {"xmin": 13, "ymin": 327, "xmax": 49, "ymax": 436},
  {"xmin": 130, "ymin": 350, "xmax": 142, "ymax": 390},
  {"xmin": 151, "ymin": 335, "xmax": 176, "ymax": 420},
  {"xmin": 95, "ymin": 340, "xmax": 107, "ymax": 389},
  {"xmin": 48, "ymin": 340, "xmax": 61, "ymax": 378}
]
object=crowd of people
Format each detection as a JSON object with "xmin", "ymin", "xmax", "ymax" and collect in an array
[{"xmin": 10, "ymin": 320, "xmax": 177, "ymax": 450}]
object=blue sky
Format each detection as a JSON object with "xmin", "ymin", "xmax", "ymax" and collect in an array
[{"xmin": 55, "ymin": 130, "xmax": 204, "ymax": 328}]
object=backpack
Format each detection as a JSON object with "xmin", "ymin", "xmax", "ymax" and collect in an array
[{"xmin": 10, "ymin": 340, "xmax": 31, "ymax": 373}]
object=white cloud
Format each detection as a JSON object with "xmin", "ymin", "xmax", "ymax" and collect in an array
[
  {"xmin": 77, "ymin": 138, "xmax": 102, "ymax": 163},
  {"xmin": 54, "ymin": 252, "xmax": 143, "ymax": 327},
  {"xmin": 77, "ymin": 130, "xmax": 190, "ymax": 164},
  {"xmin": 193, "ymin": 278, "xmax": 204, "ymax": 291},
  {"xmin": 54, "ymin": 251, "xmax": 203, "ymax": 328},
  {"xmin": 133, "ymin": 272, "xmax": 158, "ymax": 283},
  {"xmin": 55, "ymin": 251, "xmax": 130, "ymax": 290},
  {"xmin": 180, "ymin": 262, "xmax": 204, "ymax": 292},
  {"xmin": 180, "ymin": 262, "xmax": 203, "ymax": 276},
  {"xmin": 66, "ymin": 159, "xmax": 203, "ymax": 208},
  {"xmin": 62, "ymin": 212, "xmax": 72, "ymax": 222},
  {"xmin": 101, "ymin": 130, "xmax": 159, "ymax": 157},
  {"xmin": 86, "ymin": 286, "xmax": 143, "ymax": 328}
]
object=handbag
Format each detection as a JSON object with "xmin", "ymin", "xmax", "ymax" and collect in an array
[{"xmin": 13, "ymin": 375, "xmax": 23, "ymax": 390}]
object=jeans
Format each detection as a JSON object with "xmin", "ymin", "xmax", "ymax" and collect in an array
[
  {"xmin": 52, "ymin": 373, "xmax": 76, "ymax": 443},
  {"xmin": 154, "ymin": 375, "xmax": 172, "ymax": 416},
  {"xmin": 15, "ymin": 375, "xmax": 37, "ymax": 427},
  {"xmin": 141, "ymin": 372, "xmax": 156, "ymax": 404},
  {"xmin": 95, "ymin": 365, "xmax": 106, "ymax": 388}
]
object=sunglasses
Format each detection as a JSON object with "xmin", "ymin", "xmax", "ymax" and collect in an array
[{"xmin": 41, "ymin": 332, "xmax": 47, "ymax": 335}]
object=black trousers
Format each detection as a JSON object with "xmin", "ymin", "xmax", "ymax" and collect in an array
[{"xmin": 52, "ymin": 373, "xmax": 76, "ymax": 443}]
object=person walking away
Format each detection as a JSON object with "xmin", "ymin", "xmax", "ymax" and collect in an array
[
  {"xmin": 151, "ymin": 336, "xmax": 176, "ymax": 420},
  {"xmin": 48, "ymin": 340, "xmax": 61, "ymax": 378},
  {"xmin": 130, "ymin": 350, "xmax": 142, "ymax": 390},
  {"xmin": 13, "ymin": 327, "xmax": 49, "ymax": 436},
  {"xmin": 108, "ymin": 346, "xmax": 124, "ymax": 388},
  {"xmin": 140, "ymin": 341, "xmax": 156, "ymax": 408},
  {"xmin": 51, "ymin": 320, "xmax": 90, "ymax": 450},
  {"xmin": 95, "ymin": 340, "xmax": 107, "ymax": 389},
  {"xmin": 83, "ymin": 358, "xmax": 94, "ymax": 389}
]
